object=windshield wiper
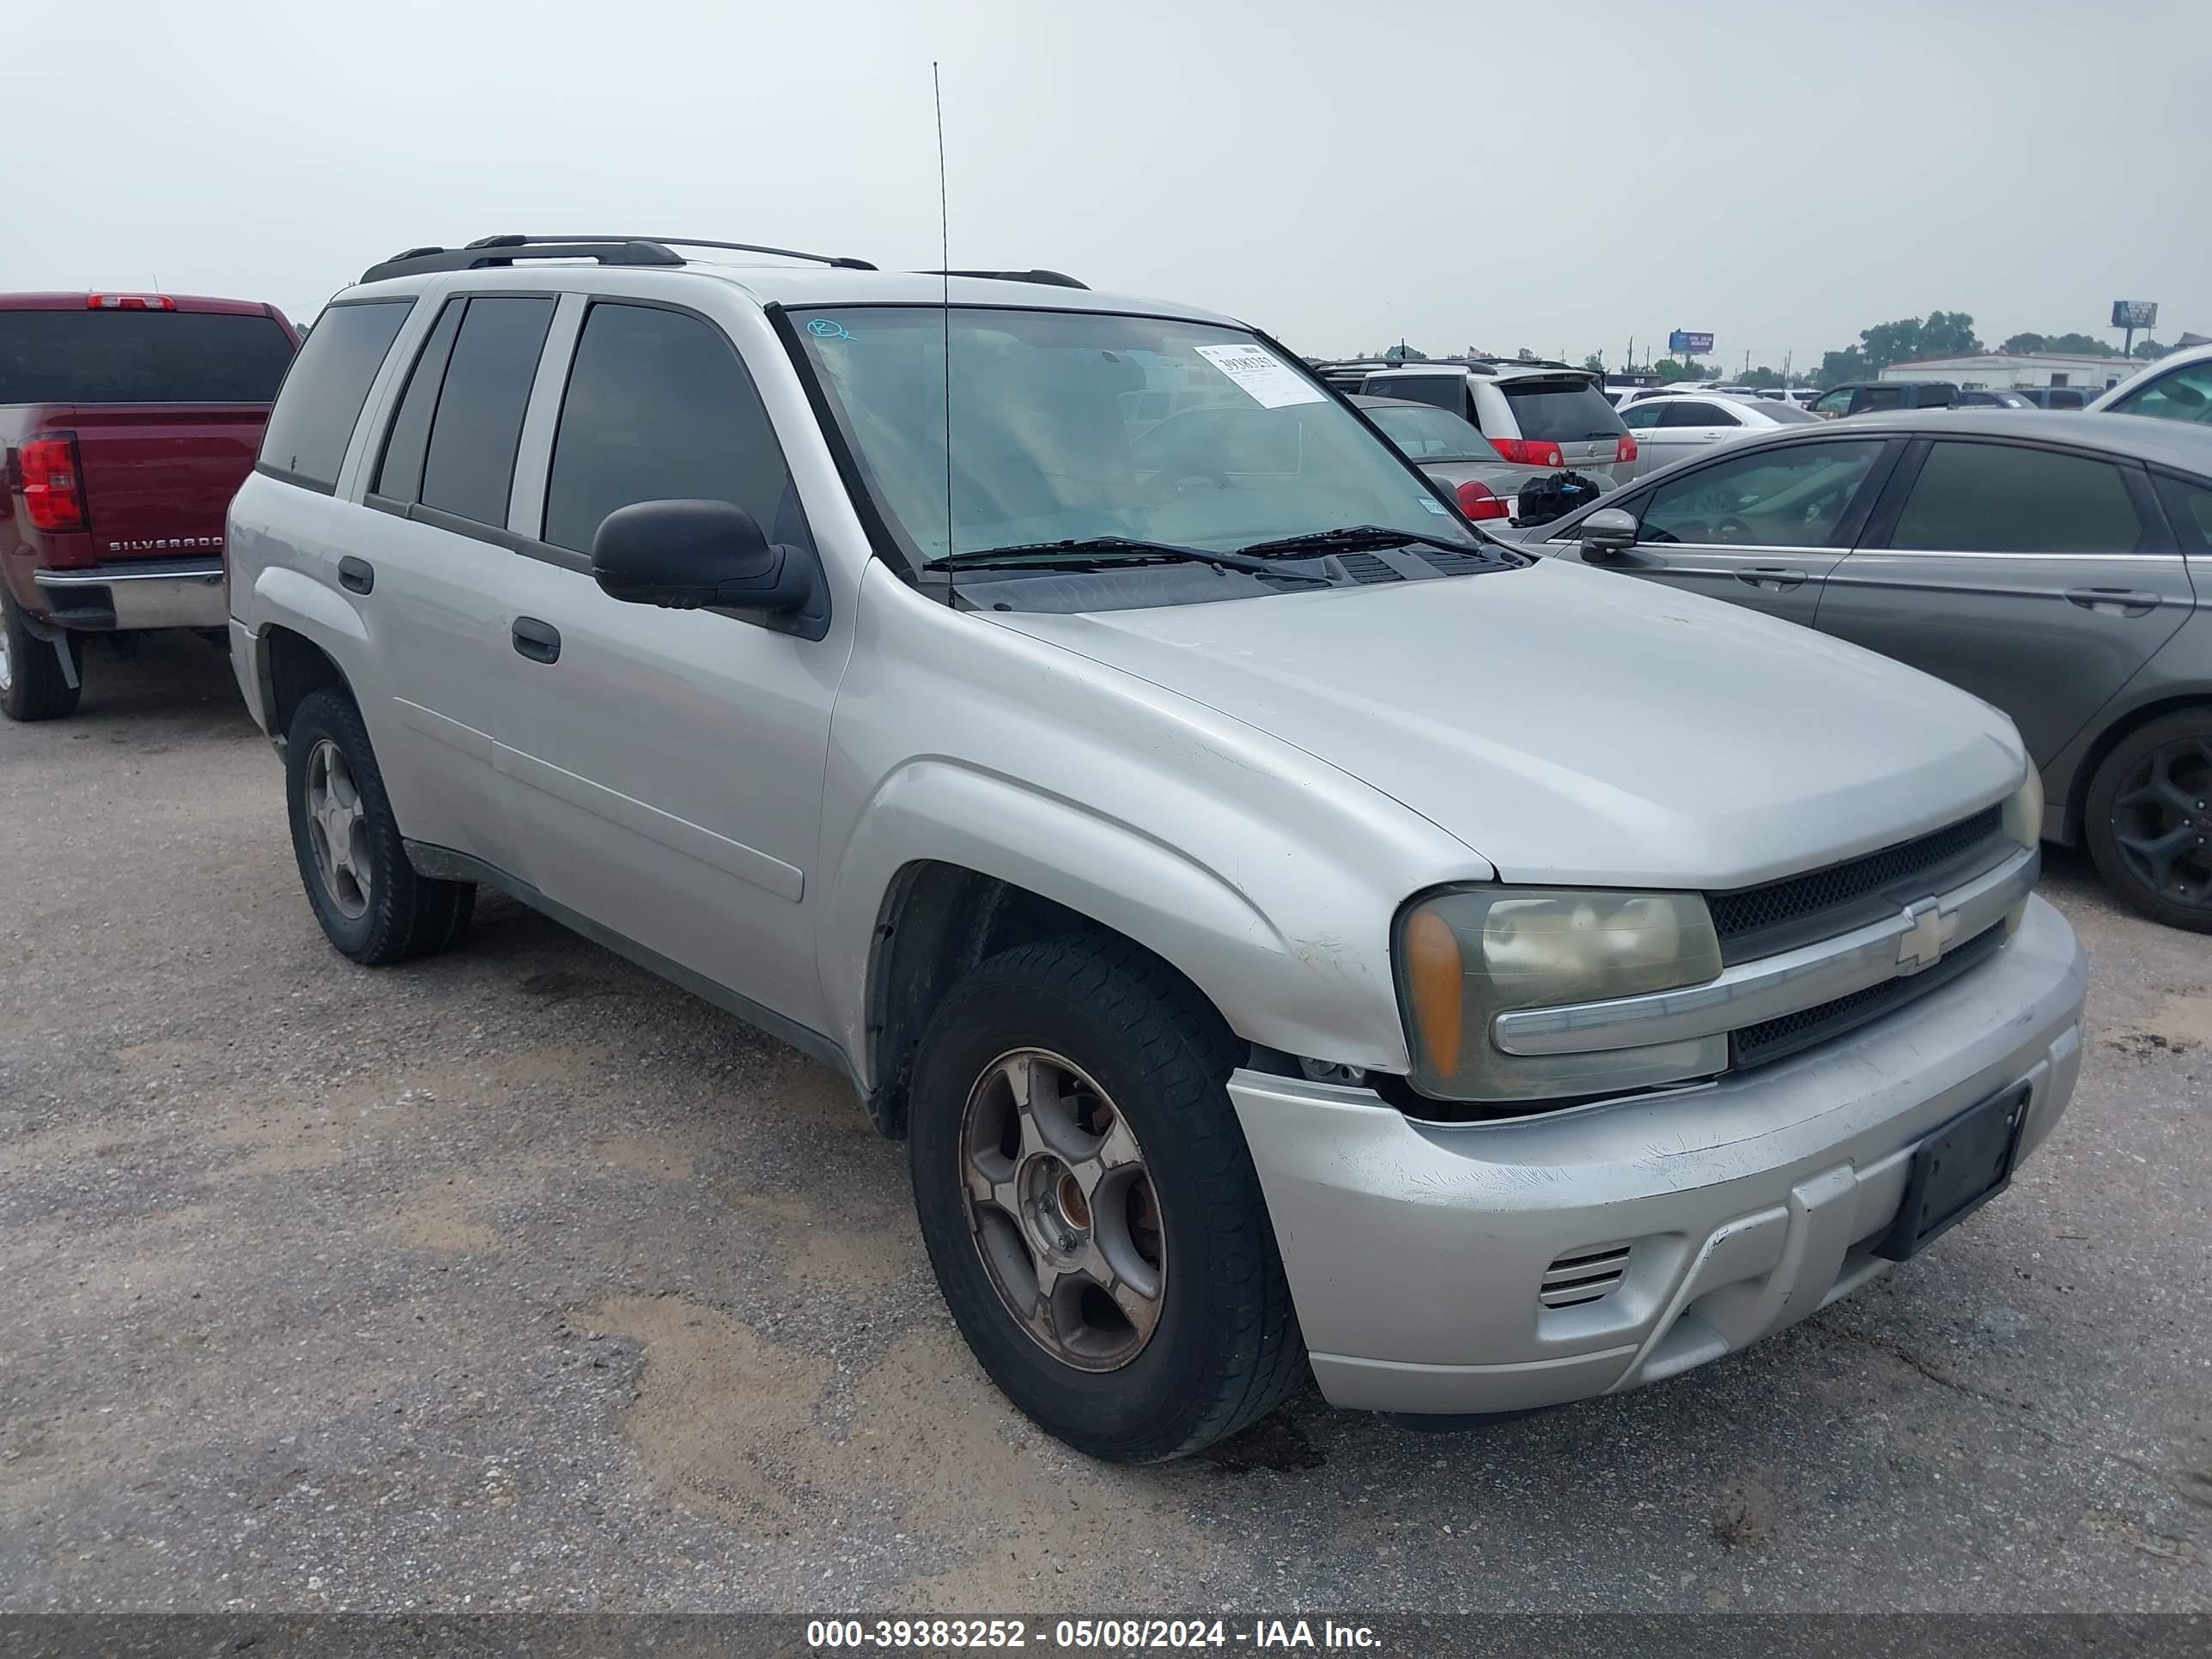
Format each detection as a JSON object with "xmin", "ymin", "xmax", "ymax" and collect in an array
[
  {"xmin": 1237, "ymin": 525, "xmax": 1502, "ymax": 559},
  {"xmin": 925, "ymin": 537, "xmax": 1333, "ymax": 585}
]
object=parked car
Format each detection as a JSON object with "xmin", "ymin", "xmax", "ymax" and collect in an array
[
  {"xmin": 1354, "ymin": 393, "xmax": 1613, "ymax": 523},
  {"xmin": 1614, "ymin": 391, "xmax": 1819, "ymax": 479},
  {"xmin": 1954, "ymin": 388, "xmax": 2036, "ymax": 410},
  {"xmin": 1809, "ymin": 380, "xmax": 1959, "ymax": 418},
  {"xmin": 1353, "ymin": 359, "xmax": 1636, "ymax": 496},
  {"xmin": 2014, "ymin": 386, "xmax": 2095, "ymax": 410},
  {"xmin": 2089, "ymin": 343, "xmax": 2212, "ymax": 425},
  {"xmin": 1, "ymin": 291, "xmax": 299, "ymax": 720},
  {"xmin": 1505, "ymin": 409, "xmax": 2212, "ymax": 929},
  {"xmin": 228, "ymin": 234, "xmax": 2082, "ymax": 1458}
]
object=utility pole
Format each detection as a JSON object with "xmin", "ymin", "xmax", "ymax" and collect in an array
[{"xmin": 1783, "ymin": 349, "xmax": 1793, "ymax": 388}]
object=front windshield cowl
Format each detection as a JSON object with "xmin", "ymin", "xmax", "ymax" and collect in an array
[{"xmin": 787, "ymin": 304, "xmax": 1481, "ymax": 600}]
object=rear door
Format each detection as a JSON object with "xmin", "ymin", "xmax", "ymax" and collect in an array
[
  {"xmin": 1817, "ymin": 436, "xmax": 2196, "ymax": 764},
  {"xmin": 1643, "ymin": 398, "xmax": 1744, "ymax": 474},
  {"xmin": 1616, "ymin": 398, "xmax": 1664, "ymax": 478},
  {"xmin": 1554, "ymin": 434, "xmax": 1897, "ymax": 626},
  {"xmin": 1497, "ymin": 375, "xmax": 1626, "ymax": 483}
]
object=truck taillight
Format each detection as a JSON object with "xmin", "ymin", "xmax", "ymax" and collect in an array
[
  {"xmin": 1455, "ymin": 479, "xmax": 1510, "ymax": 521},
  {"xmin": 1616, "ymin": 434, "xmax": 1638, "ymax": 465},
  {"xmin": 1489, "ymin": 436, "xmax": 1565, "ymax": 468},
  {"xmin": 88, "ymin": 293, "xmax": 176, "ymax": 310},
  {"xmin": 20, "ymin": 434, "xmax": 87, "ymax": 531}
]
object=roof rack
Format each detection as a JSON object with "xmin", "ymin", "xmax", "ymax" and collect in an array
[
  {"xmin": 921, "ymin": 269, "xmax": 1088, "ymax": 290},
  {"xmin": 358, "ymin": 234, "xmax": 878, "ymax": 285}
]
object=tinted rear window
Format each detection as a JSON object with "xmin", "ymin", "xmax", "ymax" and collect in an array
[
  {"xmin": 0, "ymin": 309, "xmax": 295, "ymax": 405},
  {"xmin": 1759, "ymin": 401, "xmax": 1820, "ymax": 423},
  {"xmin": 258, "ymin": 301, "xmax": 412, "ymax": 489},
  {"xmin": 1500, "ymin": 379, "xmax": 1626, "ymax": 441}
]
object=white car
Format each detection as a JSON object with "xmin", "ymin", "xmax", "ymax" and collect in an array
[
  {"xmin": 2088, "ymin": 341, "xmax": 2212, "ymax": 426},
  {"xmin": 1613, "ymin": 390, "xmax": 1820, "ymax": 479}
]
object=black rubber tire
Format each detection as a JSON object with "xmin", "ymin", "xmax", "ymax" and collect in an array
[
  {"xmin": 908, "ymin": 933, "xmax": 1307, "ymax": 1462},
  {"xmin": 2084, "ymin": 708, "xmax": 2212, "ymax": 933},
  {"xmin": 283, "ymin": 689, "xmax": 476, "ymax": 964},
  {"xmin": 1, "ymin": 592, "xmax": 83, "ymax": 722}
]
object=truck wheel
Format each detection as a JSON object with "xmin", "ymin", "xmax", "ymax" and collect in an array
[
  {"xmin": 908, "ymin": 933, "xmax": 1306, "ymax": 1461},
  {"xmin": 2085, "ymin": 708, "xmax": 2212, "ymax": 933},
  {"xmin": 1, "ymin": 592, "xmax": 82, "ymax": 722},
  {"xmin": 283, "ymin": 689, "xmax": 475, "ymax": 963}
]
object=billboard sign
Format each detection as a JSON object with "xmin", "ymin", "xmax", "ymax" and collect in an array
[
  {"xmin": 2112, "ymin": 301, "xmax": 2158, "ymax": 330},
  {"xmin": 1668, "ymin": 330, "xmax": 1715, "ymax": 355}
]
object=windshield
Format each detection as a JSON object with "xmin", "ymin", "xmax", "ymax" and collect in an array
[
  {"xmin": 1754, "ymin": 400, "xmax": 1820, "ymax": 424},
  {"xmin": 790, "ymin": 307, "xmax": 1473, "ymax": 563},
  {"xmin": 1363, "ymin": 401, "xmax": 1490, "ymax": 461},
  {"xmin": 1499, "ymin": 378, "xmax": 1627, "ymax": 441}
]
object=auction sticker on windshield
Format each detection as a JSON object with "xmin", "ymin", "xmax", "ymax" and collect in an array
[{"xmin": 1194, "ymin": 343, "xmax": 1326, "ymax": 409}]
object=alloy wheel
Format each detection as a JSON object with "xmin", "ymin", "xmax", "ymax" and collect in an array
[
  {"xmin": 304, "ymin": 738, "xmax": 372, "ymax": 920},
  {"xmin": 958, "ymin": 1048, "xmax": 1167, "ymax": 1371},
  {"xmin": 2112, "ymin": 737, "xmax": 2212, "ymax": 910}
]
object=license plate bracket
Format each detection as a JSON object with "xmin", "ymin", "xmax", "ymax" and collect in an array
[{"xmin": 1872, "ymin": 1085, "xmax": 2031, "ymax": 1262}]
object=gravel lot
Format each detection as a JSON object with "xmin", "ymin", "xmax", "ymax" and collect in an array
[{"xmin": 3, "ymin": 634, "xmax": 2208, "ymax": 1614}]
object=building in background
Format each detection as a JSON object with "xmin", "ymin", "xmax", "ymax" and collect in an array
[{"xmin": 1877, "ymin": 352, "xmax": 2142, "ymax": 392}]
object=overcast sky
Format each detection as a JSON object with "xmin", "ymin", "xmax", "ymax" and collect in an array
[{"xmin": 13, "ymin": 0, "xmax": 2204, "ymax": 369}]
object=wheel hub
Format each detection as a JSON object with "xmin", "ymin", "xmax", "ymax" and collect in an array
[
  {"xmin": 2110, "ymin": 736, "xmax": 2212, "ymax": 908},
  {"xmin": 957, "ymin": 1048, "xmax": 1168, "ymax": 1372}
]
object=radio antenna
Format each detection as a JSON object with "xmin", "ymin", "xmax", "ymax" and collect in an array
[{"xmin": 934, "ymin": 61, "xmax": 957, "ymax": 607}]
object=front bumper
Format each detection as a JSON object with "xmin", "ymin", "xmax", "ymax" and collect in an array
[
  {"xmin": 34, "ymin": 558, "xmax": 226, "ymax": 632},
  {"xmin": 1230, "ymin": 893, "xmax": 2086, "ymax": 1415}
]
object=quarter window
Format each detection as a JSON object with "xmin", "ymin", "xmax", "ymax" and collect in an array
[
  {"xmin": 1891, "ymin": 441, "xmax": 2145, "ymax": 554},
  {"xmin": 258, "ymin": 301, "xmax": 411, "ymax": 489},
  {"xmin": 542, "ymin": 302, "xmax": 812, "ymax": 556},
  {"xmin": 417, "ymin": 296, "xmax": 556, "ymax": 527},
  {"xmin": 1640, "ymin": 440, "xmax": 1886, "ymax": 548}
]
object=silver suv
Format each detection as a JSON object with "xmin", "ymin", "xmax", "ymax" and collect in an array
[{"xmin": 229, "ymin": 234, "xmax": 2085, "ymax": 1460}]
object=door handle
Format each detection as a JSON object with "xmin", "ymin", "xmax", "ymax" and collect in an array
[
  {"xmin": 337, "ymin": 556, "xmax": 374, "ymax": 595},
  {"xmin": 1737, "ymin": 566, "xmax": 1809, "ymax": 591},
  {"xmin": 2063, "ymin": 586, "xmax": 2160, "ymax": 617},
  {"xmin": 511, "ymin": 617, "xmax": 562, "ymax": 664}
]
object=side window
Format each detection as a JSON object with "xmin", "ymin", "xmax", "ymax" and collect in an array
[
  {"xmin": 1891, "ymin": 442, "xmax": 2145, "ymax": 555},
  {"xmin": 1619, "ymin": 402, "xmax": 1663, "ymax": 430},
  {"xmin": 1856, "ymin": 386, "xmax": 1905, "ymax": 413},
  {"xmin": 2113, "ymin": 362, "xmax": 2212, "ymax": 425},
  {"xmin": 1374, "ymin": 375, "xmax": 1461, "ymax": 417},
  {"xmin": 372, "ymin": 298, "xmax": 465, "ymax": 502},
  {"xmin": 543, "ymin": 302, "xmax": 814, "ymax": 556},
  {"xmin": 1811, "ymin": 388, "xmax": 1851, "ymax": 416},
  {"xmin": 2153, "ymin": 476, "xmax": 2212, "ymax": 552},
  {"xmin": 257, "ymin": 300, "xmax": 412, "ymax": 489},
  {"xmin": 417, "ymin": 296, "xmax": 556, "ymax": 527},
  {"xmin": 1659, "ymin": 400, "xmax": 1723, "ymax": 428},
  {"xmin": 1641, "ymin": 440, "xmax": 1887, "ymax": 548},
  {"xmin": 2049, "ymin": 388, "xmax": 2086, "ymax": 410}
]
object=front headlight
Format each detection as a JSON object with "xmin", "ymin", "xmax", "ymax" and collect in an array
[
  {"xmin": 1396, "ymin": 888, "xmax": 1725, "ymax": 1103},
  {"xmin": 2001, "ymin": 765, "xmax": 2045, "ymax": 851}
]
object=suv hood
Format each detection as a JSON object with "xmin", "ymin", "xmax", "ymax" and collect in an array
[{"xmin": 985, "ymin": 557, "xmax": 2024, "ymax": 890}]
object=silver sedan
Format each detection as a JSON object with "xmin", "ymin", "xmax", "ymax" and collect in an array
[{"xmin": 1615, "ymin": 390, "xmax": 1820, "ymax": 480}]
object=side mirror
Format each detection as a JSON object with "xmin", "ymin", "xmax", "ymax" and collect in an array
[
  {"xmin": 591, "ymin": 499, "xmax": 814, "ymax": 617},
  {"xmin": 1577, "ymin": 506, "xmax": 1639, "ymax": 562}
]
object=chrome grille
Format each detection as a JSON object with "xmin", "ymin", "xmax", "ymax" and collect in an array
[
  {"xmin": 1709, "ymin": 806, "xmax": 2007, "ymax": 963},
  {"xmin": 1539, "ymin": 1243, "xmax": 1632, "ymax": 1309},
  {"xmin": 1730, "ymin": 924, "xmax": 2005, "ymax": 1070}
]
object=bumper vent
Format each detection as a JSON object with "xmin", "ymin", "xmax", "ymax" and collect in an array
[
  {"xmin": 1709, "ymin": 806, "xmax": 2007, "ymax": 963},
  {"xmin": 1540, "ymin": 1243, "xmax": 1632, "ymax": 1309}
]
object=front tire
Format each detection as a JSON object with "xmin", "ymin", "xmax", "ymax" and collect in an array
[
  {"xmin": 283, "ymin": 689, "xmax": 475, "ymax": 963},
  {"xmin": 908, "ymin": 933, "xmax": 1306, "ymax": 1461},
  {"xmin": 1, "ymin": 592, "xmax": 82, "ymax": 722},
  {"xmin": 2084, "ymin": 709, "xmax": 2212, "ymax": 933}
]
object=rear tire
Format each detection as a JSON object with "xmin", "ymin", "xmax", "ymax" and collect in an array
[
  {"xmin": 1, "ymin": 592, "xmax": 82, "ymax": 722},
  {"xmin": 284, "ymin": 689, "xmax": 475, "ymax": 963},
  {"xmin": 908, "ymin": 933, "xmax": 1307, "ymax": 1461},
  {"xmin": 2084, "ymin": 708, "xmax": 2212, "ymax": 933}
]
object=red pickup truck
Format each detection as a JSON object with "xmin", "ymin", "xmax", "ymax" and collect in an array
[{"xmin": 2, "ymin": 291, "xmax": 298, "ymax": 720}]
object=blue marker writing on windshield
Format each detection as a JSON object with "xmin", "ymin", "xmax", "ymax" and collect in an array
[{"xmin": 807, "ymin": 318, "xmax": 854, "ymax": 341}]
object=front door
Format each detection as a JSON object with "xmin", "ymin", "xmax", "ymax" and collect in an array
[
  {"xmin": 1569, "ymin": 435, "xmax": 1898, "ymax": 627},
  {"xmin": 489, "ymin": 297, "xmax": 853, "ymax": 1036},
  {"xmin": 1816, "ymin": 436, "xmax": 2196, "ymax": 765}
]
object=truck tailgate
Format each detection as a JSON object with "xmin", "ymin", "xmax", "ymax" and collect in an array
[{"xmin": 69, "ymin": 404, "xmax": 267, "ymax": 563}]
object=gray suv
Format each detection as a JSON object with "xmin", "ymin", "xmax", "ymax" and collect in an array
[
  {"xmin": 228, "ymin": 235, "xmax": 2083, "ymax": 1458},
  {"xmin": 1513, "ymin": 410, "xmax": 2212, "ymax": 930}
]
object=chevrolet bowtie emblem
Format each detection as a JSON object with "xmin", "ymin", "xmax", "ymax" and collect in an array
[{"xmin": 1896, "ymin": 897, "xmax": 1958, "ymax": 973}]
